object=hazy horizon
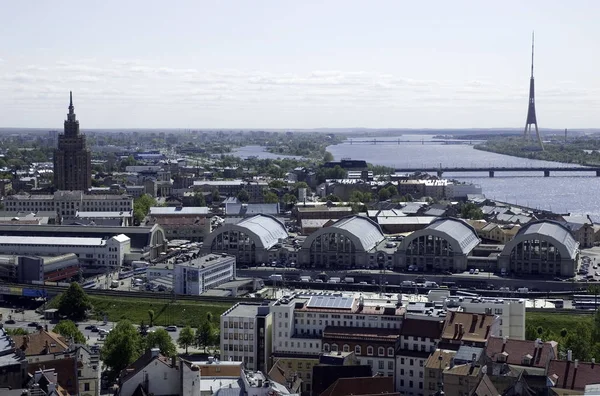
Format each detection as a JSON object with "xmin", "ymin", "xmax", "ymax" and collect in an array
[{"xmin": 1, "ymin": 1, "xmax": 599, "ymax": 129}]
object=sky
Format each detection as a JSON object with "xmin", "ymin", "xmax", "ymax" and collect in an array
[{"xmin": 0, "ymin": 1, "xmax": 598, "ymax": 129}]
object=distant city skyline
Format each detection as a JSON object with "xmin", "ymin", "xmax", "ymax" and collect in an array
[{"xmin": 0, "ymin": 1, "xmax": 598, "ymax": 129}]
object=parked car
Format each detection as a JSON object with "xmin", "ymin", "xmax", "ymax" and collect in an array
[
  {"xmin": 27, "ymin": 322, "xmax": 39, "ymax": 327},
  {"xmin": 165, "ymin": 325, "xmax": 177, "ymax": 332},
  {"xmin": 5, "ymin": 319, "xmax": 15, "ymax": 324}
]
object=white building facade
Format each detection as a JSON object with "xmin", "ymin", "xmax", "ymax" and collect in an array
[
  {"xmin": 173, "ymin": 254, "xmax": 236, "ymax": 295},
  {"xmin": 221, "ymin": 303, "xmax": 273, "ymax": 371},
  {"xmin": 4, "ymin": 191, "xmax": 133, "ymax": 219},
  {"xmin": 0, "ymin": 234, "xmax": 130, "ymax": 275}
]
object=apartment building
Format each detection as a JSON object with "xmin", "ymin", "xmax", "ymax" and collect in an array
[
  {"xmin": 395, "ymin": 317, "xmax": 444, "ymax": 396},
  {"xmin": 221, "ymin": 302, "xmax": 272, "ymax": 372},
  {"xmin": 444, "ymin": 296, "xmax": 526, "ymax": 340},
  {"xmin": 5, "ymin": 191, "xmax": 133, "ymax": 219},
  {"xmin": 270, "ymin": 293, "xmax": 404, "ymax": 393}
]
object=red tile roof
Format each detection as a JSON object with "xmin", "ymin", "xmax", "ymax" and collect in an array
[
  {"xmin": 319, "ymin": 376, "xmax": 398, "ymax": 396},
  {"xmin": 486, "ymin": 336, "xmax": 557, "ymax": 368},
  {"xmin": 547, "ymin": 359, "xmax": 600, "ymax": 392},
  {"xmin": 14, "ymin": 330, "xmax": 68, "ymax": 356},
  {"xmin": 442, "ymin": 312, "xmax": 495, "ymax": 343},
  {"xmin": 400, "ymin": 318, "xmax": 444, "ymax": 339}
]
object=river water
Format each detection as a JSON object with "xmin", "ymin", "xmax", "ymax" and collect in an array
[
  {"xmin": 327, "ymin": 135, "xmax": 597, "ymax": 215},
  {"xmin": 232, "ymin": 136, "xmax": 598, "ymax": 215}
]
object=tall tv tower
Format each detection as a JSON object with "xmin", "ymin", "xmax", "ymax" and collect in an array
[{"xmin": 523, "ymin": 32, "xmax": 544, "ymax": 151}]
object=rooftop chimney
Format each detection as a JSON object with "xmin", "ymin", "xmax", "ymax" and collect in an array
[
  {"xmin": 592, "ymin": 358, "xmax": 596, "ymax": 368},
  {"xmin": 574, "ymin": 359, "xmax": 579, "ymax": 369},
  {"xmin": 150, "ymin": 348, "xmax": 160, "ymax": 358},
  {"xmin": 567, "ymin": 350, "xmax": 572, "ymax": 361}
]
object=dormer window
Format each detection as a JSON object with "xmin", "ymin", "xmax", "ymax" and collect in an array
[
  {"xmin": 522, "ymin": 354, "xmax": 533, "ymax": 366},
  {"xmin": 496, "ymin": 351, "xmax": 509, "ymax": 363}
]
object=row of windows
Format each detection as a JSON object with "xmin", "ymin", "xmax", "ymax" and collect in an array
[
  {"xmin": 224, "ymin": 344, "xmax": 254, "ymax": 352},
  {"xmin": 223, "ymin": 321, "xmax": 255, "ymax": 329},
  {"xmin": 223, "ymin": 332, "xmax": 254, "ymax": 341},
  {"xmin": 323, "ymin": 343, "xmax": 394, "ymax": 357}
]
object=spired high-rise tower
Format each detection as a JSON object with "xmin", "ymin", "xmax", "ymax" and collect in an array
[
  {"xmin": 523, "ymin": 32, "xmax": 544, "ymax": 151},
  {"xmin": 53, "ymin": 92, "xmax": 92, "ymax": 191}
]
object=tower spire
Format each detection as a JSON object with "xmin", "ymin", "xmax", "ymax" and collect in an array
[
  {"xmin": 523, "ymin": 32, "xmax": 544, "ymax": 151},
  {"xmin": 531, "ymin": 31, "xmax": 534, "ymax": 78}
]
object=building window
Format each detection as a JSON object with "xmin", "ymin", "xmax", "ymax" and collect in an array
[
  {"xmin": 378, "ymin": 361, "xmax": 384, "ymax": 370},
  {"xmin": 331, "ymin": 344, "xmax": 338, "ymax": 352},
  {"xmin": 387, "ymin": 347, "xmax": 394, "ymax": 357},
  {"xmin": 323, "ymin": 343, "xmax": 330, "ymax": 352},
  {"xmin": 367, "ymin": 346, "xmax": 374, "ymax": 356},
  {"xmin": 378, "ymin": 347, "xmax": 385, "ymax": 356},
  {"xmin": 343, "ymin": 344, "xmax": 350, "ymax": 352},
  {"xmin": 355, "ymin": 345, "xmax": 361, "ymax": 355}
]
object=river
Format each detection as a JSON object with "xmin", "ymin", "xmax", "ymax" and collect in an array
[
  {"xmin": 327, "ymin": 135, "xmax": 597, "ymax": 215},
  {"xmin": 231, "ymin": 136, "xmax": 598, "ymax": 215}
]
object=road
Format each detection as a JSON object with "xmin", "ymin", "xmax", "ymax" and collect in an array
[{"xmin": 0, "ymin": 307, "xmax": 203, "ymax": 355}]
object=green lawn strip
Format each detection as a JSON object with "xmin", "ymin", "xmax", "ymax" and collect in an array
[
  {"xmin": 88, "ymin": 295, "xmax": 231, "ymax": 328},
  {"xmin": 526, "ymin": 311, "xmax": 593, "ymax": 336}
]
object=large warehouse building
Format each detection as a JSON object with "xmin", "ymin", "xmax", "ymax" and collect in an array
[
  {"xmin": 498, "ymin": 220, "xmax": 579, "ymax": 277},
  {"xmin": 396, "ymin": 217, "xmax": 480, "ymax": 272},
  {"xmin": 298, "ymin": 216, "xmax": 387, "ymax": 268},
  {"xmin": 202, "ymin": 214, "xmax": 289, "ymax": 265}
]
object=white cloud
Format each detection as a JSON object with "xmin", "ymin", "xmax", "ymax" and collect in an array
[{"xmin": 0, "ymin": 58, "xmax": 598, "ymax": 128}]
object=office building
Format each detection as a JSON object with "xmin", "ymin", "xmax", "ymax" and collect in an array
[
  {"xmin": 0, "ymin": 234, "xmax": 130, "ymax": 275},
  {"xmin": 221, "ymin": 302, "xmax": 273, "ymax": 371},
  {"xmin": 53, "ymin": 92, "xmax": 91, "ymax": 191},
  {"xmin": 173, "ymin": 253, "xmax": 236, "ymax": 295}
]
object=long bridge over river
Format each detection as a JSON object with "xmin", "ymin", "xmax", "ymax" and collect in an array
[
  {"xmin": 394, "ymin": 166, "xmax": 600, "ymax": 177},
  {"xmin": 348, "ymin": 138, "xmax": 478, "ymax": 145}
]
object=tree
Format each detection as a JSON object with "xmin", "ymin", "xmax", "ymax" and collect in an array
[
  {"xmin": 101, "ymin": 320, "xmax": 143, "ymax": 379},
  {"xmin": 324, "ymin": 194, "xmax": 341, "ymax": 202},
  {"xmin": 54, "ymin": 320, "xmax": 86, "ymax": 344},
  {"xmin": 196, "ymin": 321, "xmax": 213, "ymax": 352},
  {"xmin": 282, "ymin": 193, "xmax": 297, "ymax": 205},
  {"xmin": 145, "ymin": 328, "xmax": 177, "ymax": 357},
  {"xmin": 378, "ymin": 188, "xmax": 391, "ymax": 201},
  {"xmin": 563, "ymin": 324, "xmax": 592, "ymax": 360},
  {"xmin": 525, "ymin": 324, "xmax": 538, "ymax": 341},
  {"xmin": 460, "ymin": 202, "xmax": 483, "ymax": 220},
  {"xmin": 193, "ymin": 192, "xmax": 206, "ymax": 207},
  {"xmin": 133, "ymin": 194, "xmax": 157, "ymax": 224},
  {"xmin": 58, "ymin": 282, "xmax": 92, "ymax": 320},
  {"xmin": 560, "ymin": 328, "xmax": 568, "ymax": 338},
  {"xmin": 386, "ymin": 185, "xmax": 398, "ymax": 197},
  {"xmin": 148, "ymin": 309, "xmax": 155, "ymax": 327},
  {"xmin": 211, "ymin": 188, "xmax": 221, "ymax": 203},
  {"xmin": 263, "ymin": 191, "xmax": 279, "ymax": 204},
  {"xmin": 269, "ymin": 180, "xmax": 287, "ymax": 189},
  {"xmin": 323, "ymin": 151, "xmax": 334, "ymax": 162},
  {"xmin": 6, "ymin": 328, "xmax": 28, "ymax": 336},
  {"xmin": 177, "ymin": 326, "xmax": 195, "ymax": 354},
  {"xmin": 237, "ymin": 189, "xmax": 250, "ymax": 203}
]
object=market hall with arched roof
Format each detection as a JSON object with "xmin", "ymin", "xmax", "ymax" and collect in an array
[
  {"xmin": 202, "ymin": 214, "xmax": 288, "ymax": 265},
  {"xmin": 298, "ymin": 215, "xmax": 388, "ymax": 268},
  {"xmin": 396, "ymin": 217, "xmax": 480, "ymax": 272},
  {"xmin": 498, "ymin": 220, "xmax": 579, "ymax": 277}
]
